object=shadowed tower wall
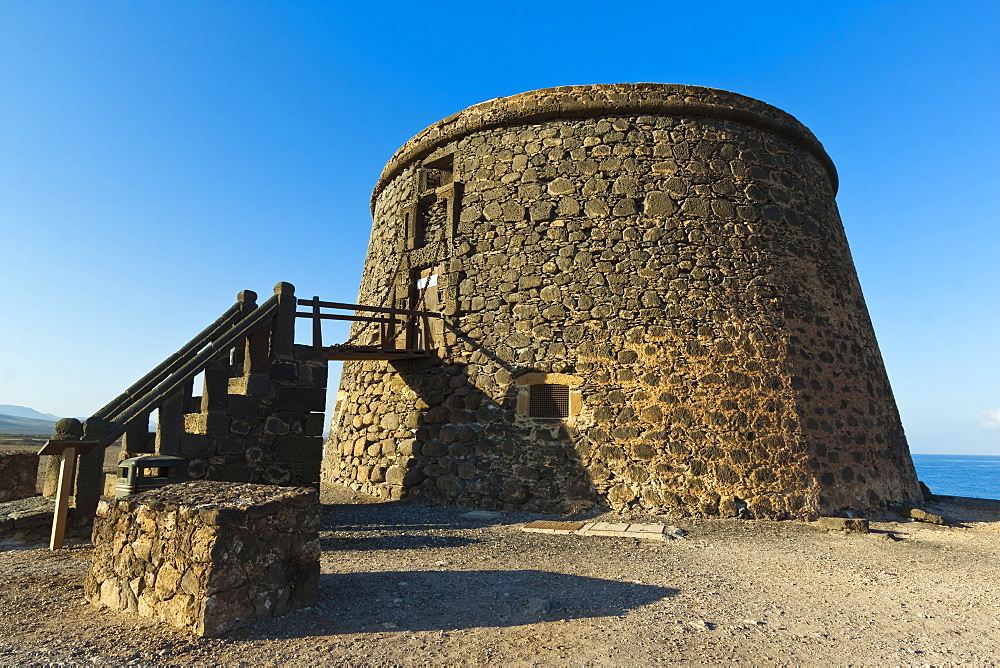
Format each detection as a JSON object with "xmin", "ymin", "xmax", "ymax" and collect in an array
[{"xmin": 323, "ymin": 83, "xmax": 922, "ymax": 519}]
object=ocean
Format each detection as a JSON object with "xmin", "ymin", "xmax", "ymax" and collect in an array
[{"xmin": 911, "ymin": 454, "xmax": 1000, "ymax": 501}]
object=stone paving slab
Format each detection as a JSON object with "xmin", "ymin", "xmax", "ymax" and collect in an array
[
  {"xmin": 584, "ymin": 522, "xmax": 630, "ymax": 533},
  {"xmin": 624, "ymin": 523, "xmax": 668, "ymax": 534},
  {"xmin": 522, "ymin": 520, "xmax": 674, "ymax": 540},
  {"xmin": 521, "ymin": 520, "xmax": 587, "ymax": 534},
  {"xmin": 579, "ymin": 522, "xmax": 669, "ymax": 540}
]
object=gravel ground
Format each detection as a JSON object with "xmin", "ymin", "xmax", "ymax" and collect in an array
[{"xmin": 0, "ymin": 486, "xmax": 998, "ymax": 665}]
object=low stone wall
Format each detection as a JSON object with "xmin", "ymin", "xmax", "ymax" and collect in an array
[
  {"xmin": 84, "ymin": 481, "xmax": 320, "ymax": 636},
  {"xmin": 0, "ymin": 496, "xmax": 56, "ymax": 540},
  {"xmin": 0, "ymin": 452, "xmax": 39, "ymax": 502}
]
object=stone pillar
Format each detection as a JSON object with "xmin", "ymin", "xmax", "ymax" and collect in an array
[
  {"xmin": 74, "ymin": 416, "xmax": 108, "ymax": 525},
  {"xmin": 42, "ymin": 418, "xmax": 83, "ymax": 497}
]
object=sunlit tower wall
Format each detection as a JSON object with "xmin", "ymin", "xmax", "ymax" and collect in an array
[{"xmin": 323, "ymin": 83, "xmax": 922, "ymax": 519}]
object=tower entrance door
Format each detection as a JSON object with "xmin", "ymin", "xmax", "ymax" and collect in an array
[{"xmin": 408, "ymin": 267, "xmax": 439, "ymax": 350}]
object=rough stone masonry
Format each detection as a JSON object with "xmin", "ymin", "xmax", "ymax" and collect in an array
[
  {"xmin": 0, "ymin": 452, "xmax": 38, "ymax": 502},
  {"xmin": 323, "ymin": 83, "xmax": 923, "ymax": 519},
  {"xmin": 84, "ymin": 481, "xmax": 320, "ymax": 636}
]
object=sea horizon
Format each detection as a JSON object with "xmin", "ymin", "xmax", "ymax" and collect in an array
[{"xmin": 911, "ymin": 453, "xmax": 1000, "ymax": 501}]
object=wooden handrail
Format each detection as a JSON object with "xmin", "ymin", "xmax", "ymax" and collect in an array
[
  {"xmin": 295, "ymin": 297, "xmax": 442, "ymax": 319},
  {"xmin": 295, "ymin": 295, "xmax": 443, "ymax": 352},
  {"xmin": 67, "ymin": 283, "xmax": 298, "ymax": 527},
  {"xmin": 91, "ymin": 291, "xmax": 257, "ymax": 422},
  {"xmin": 300, "ymin": 312, "xmax": 403, "ymax": 325},
  {"xmin": 99, "ymin": 295, "xmax": 281, "ymax": 447}
]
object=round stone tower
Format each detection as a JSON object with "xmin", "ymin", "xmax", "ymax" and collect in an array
[{"xmin": 323, "ymin": 83, "xmax": 922, "ymax": 519}]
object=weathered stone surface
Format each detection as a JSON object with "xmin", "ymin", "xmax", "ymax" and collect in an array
[
  {"xmin": 0, "ymin": 496, "xmax": 57, "ymax": 541},
  {"xmin": 323, "ymin": 83, "xmax": 922, "ymax": 519},
  {"xmin": 0, "ymin": 452, "xmax": 38, "ymax": 502},
  {"xmin": 84, "ymin": 481, "xmax": 320, "ymax": 637},
  {"xmin": 815, "ymin": 517, "xmax": 870, "ymax": 533},
  {"xmin": 906, "ymin": 507, "xmax": 948, "ymax": 525}
]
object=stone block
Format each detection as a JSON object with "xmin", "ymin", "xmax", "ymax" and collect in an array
[
  {"xmin": 229, "ymin": 374, "xmax": 271, "ymax": 397},
  {"xmin": 906, "ymin": 507, "xmax": 948, "ymax": 525},
  {"xmin": 815, "ymin": 516, "xmax": 870, "ymax": 533},
  {"xmin": 269, "ymin": 361, "xmax": 298, "ymax": 381},
  {"xmin": 293, "ymin": 344, "xmax": 324, "ymax": 361},
  {"xmin": 273, "ymin": 387, "xmax": 327, "ymax": 412},
  {"xmin": 304, "ymin": 413, "xmax": 326, "ymax": 436},
  {"xmin": 185, "ymin": 411, "xmax": 229, "ymax": 435},
  {"xmin": 179, "ymin": 434, "xmax": 214, "ymax": 458},
  {"xmin": 299, "ymin": 462, "xmax": 321, "ymax": 485},
  {"xmin": 226, "ymin": 394, "xmax": 254, "ymax": 417},
  {"xmin": 0, "ymin": 497, "xmax": 55, "ymax": 539},
  {"xmin": 274, "ymin": 435, "xmax": 323, "ymax": 463},
  {"xmin": 85, "ymin": 482, "xmax": 320, "ymax": 637}
]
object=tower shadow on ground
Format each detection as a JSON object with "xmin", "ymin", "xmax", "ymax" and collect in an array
[{"xmin": 245, "ymin": 569, "xmax": 677, "ymax": 636}]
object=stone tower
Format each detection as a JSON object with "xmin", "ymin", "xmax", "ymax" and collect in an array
[{"xmin": 322, "ymin": 83, "xmax": 922, "ymax": 519}]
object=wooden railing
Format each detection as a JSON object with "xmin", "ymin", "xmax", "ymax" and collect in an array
[
  {"xmin": 90, "ymin": 287, "xmax": 295, "ymax": 449},
  {"xmin": 295, "ymin": 297, "xmax": 442, "ymax": 357},
  {"xmin": 68, "ymin": 282, "xmax": 299, "ymax": 523},
  {"xmin": 87, "ymin": 294, "xmax": 253, "ymax": 428},
  {"xmin": 63, "ymin": 284, "xmax": 437, "ymax": 524}
]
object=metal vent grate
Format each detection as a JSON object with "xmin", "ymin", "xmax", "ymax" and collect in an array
[{"xmin": 529, "ymin": 383, "xmax": 570, "ymax": 418}]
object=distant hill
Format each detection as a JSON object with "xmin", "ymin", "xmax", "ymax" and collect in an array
[
  {"xmin": 0, "ymin": 405, "xmax": 61, "ymax": 422},
  {"xmin": 0, "ymin": 414, "xmax": 58, "ymax": 436},
  {"xmin": 0, "ymin": 405, "xmax": 60, "ymax": 435}
]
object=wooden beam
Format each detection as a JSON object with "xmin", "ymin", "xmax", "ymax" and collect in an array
[{"xmin": 321, "ymin": 348, "xmax": 433, "ymax": 361}]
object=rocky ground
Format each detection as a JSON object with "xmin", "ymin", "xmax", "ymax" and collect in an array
[{"xmin": 0, "ymin": 486, "xmax": 998, "ymax": 665}]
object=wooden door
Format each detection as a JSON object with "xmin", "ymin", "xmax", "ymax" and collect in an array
[{"xmin": 408, "ymin": 267, "xmax": 439, "ymax": 349}]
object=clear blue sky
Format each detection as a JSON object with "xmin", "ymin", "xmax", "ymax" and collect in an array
[{"xmin": 1, "ymin": 2, "xmax": 997, "ymax": 454}]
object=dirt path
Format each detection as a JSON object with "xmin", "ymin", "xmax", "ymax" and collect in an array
[{"xmin": 0, "ymin": 489, "xmax": 998, "ymax": 665}]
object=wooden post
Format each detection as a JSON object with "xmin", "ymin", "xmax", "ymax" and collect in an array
[
  {"xmin": 271, "ymin": 282, "xmax": 296, "ymax": 359},
  {"xmin": 386, "ymin": 306, "xmax": 397, "ymax": 349},
  {"xmin": 38, "ymin": 440, "xmax": 98, "ymax": 550},
  {"xmin": 311, "ymin": 296, "xmax": 322, "ymax": 349},
  {"xmin": 51, "ymin": 445, "xmax": 75, "ymax": 550}
]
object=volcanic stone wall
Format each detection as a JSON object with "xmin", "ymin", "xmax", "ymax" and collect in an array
[{"xmin": 323, "ymin": 84, "xmax": 922, "ymax": 519}]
